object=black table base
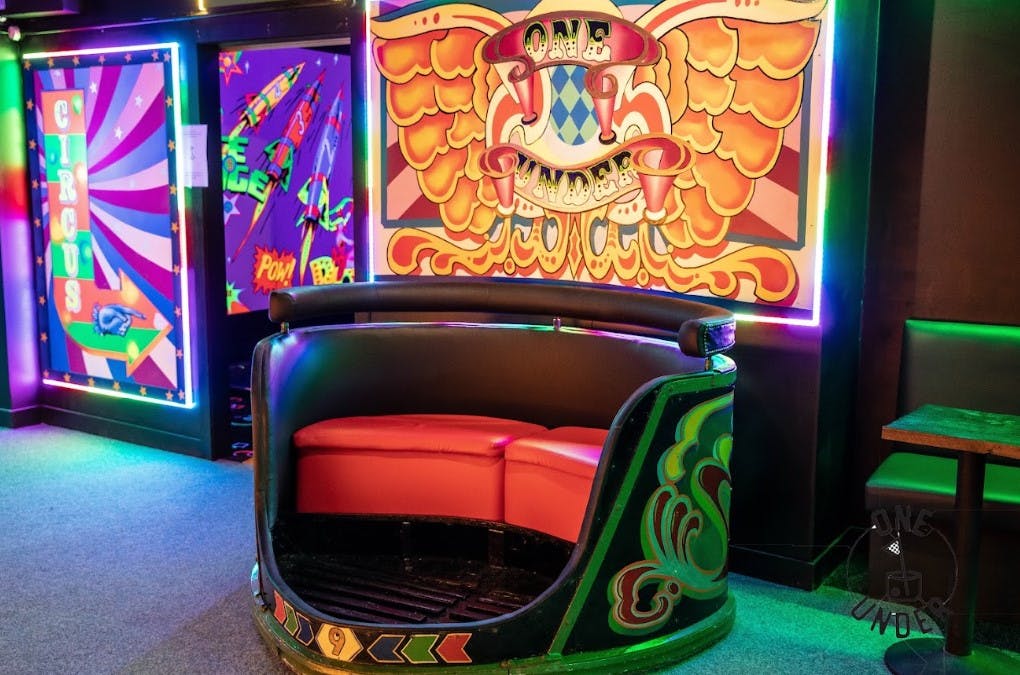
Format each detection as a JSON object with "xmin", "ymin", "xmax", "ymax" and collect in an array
[{"xmin": 880, "ymin": 408, "xmax": 1020, "ymax": 674}]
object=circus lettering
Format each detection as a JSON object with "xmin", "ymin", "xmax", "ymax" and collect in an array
[
  {"xmin": 42, "ymin": 90, "xmax": 91, "ymax": 322},
  {"xmin": 65, "ymin": 278, "xmax": 81, "ymax": 313}
]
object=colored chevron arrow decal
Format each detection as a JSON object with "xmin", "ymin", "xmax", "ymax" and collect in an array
[
  {"xmin": 315, "ymin": 624, "xmax": 363, "ymax": 662},
  {"xmin": 436, "ymin": 633, "xmax": 472, "ymax": 664},
  {"xmin": 293, "ymin": 612, "xmax": 314, "ymax": 646},
  {"xmin": 401, "ymin": 634, "xmax": 439, "ymax": 664},
  {"xmin": 367, "ymin": 634, "xmax": 405, "ymax": 664},
  {"xmin": 273, "ymin": 591, "xmax": 287, "ymax": 625},
  {"xmin": 283, "ymin": 603, "xmax": 299, "ymax": 635},
  {"xmin": 270, "ymin": 592, "xmax": 313, "ymax": 646}
]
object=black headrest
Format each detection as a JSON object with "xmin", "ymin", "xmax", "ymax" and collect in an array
[{"xmin": 268, "ymin": 279, "xmax": 735, "ymax": 358}]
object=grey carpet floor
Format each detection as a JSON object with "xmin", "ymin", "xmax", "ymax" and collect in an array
[{"xmin": 1, "ymin": 424, "xmax": 1016, "ymax": 674}]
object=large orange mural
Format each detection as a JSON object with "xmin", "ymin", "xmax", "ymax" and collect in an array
[{"xmin": 370, "ymin": 0, "xmax": 831, "ymax": 313}]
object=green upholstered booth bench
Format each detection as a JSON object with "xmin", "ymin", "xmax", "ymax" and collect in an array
[{"xmin": 864, "ymin": 320, "xmax": 1020, "ymax": 623}]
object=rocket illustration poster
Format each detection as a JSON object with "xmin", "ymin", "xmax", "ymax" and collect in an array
[
  {"xmin": 370, "ymin": 0, "xmax": 832, "ymax": 319},
  {"xmin": 219, "ymin": 46, "xmax": 354, "ymax": 315},
  {"xmin": 23, "ymin": 44, "xmax": 193, "ymax": 406}
]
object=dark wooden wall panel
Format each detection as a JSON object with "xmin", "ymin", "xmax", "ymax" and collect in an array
[
  {"xmin": 915, "ymin": 1, "xmax": 1020, "ymax": 324},
  {"xmin": 854, "ymin": 0, "xmax": 1020, "ymax": 515},
  {"xmin": 853, "ymin": 0, "xmax": 934, "ymax": 512}
]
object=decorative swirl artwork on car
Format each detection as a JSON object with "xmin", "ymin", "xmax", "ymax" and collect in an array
[
  {"xmin": 608, "ymin": 392, "xmax": 733, "ymax": 635},
  {"xmin": 371, "ymin": 0, "xmax": 830, "ymax": 311}
]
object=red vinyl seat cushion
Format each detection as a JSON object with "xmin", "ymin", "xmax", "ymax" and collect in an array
[
  {"xmin": 504, "ymin": 426, "xmax": 608, "ymax": 542},
  {"xmin": 293, "ymin": 414, "xmax": 546, "ymax": 520}
]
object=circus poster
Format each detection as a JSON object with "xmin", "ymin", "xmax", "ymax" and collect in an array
[
  {"xmin": 369, "ymin": 0, "xmax": 833, "ymax": 319},
  {"xmin": 23, "ymin": 44, "xmax": 193, "ymax": 405}
]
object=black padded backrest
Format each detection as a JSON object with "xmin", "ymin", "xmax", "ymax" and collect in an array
[
  {"xmin": 899, "ymin": 319, "xmax": 1020, "ymax": 416},
  {"xmin": 268, "ymin": 278, "xmax": 735, "ymax": 359},
  {"xmin": 254, "ymin": 320, "xmax": 708, "ymax": 524},
  {"xmin": 263, "ymin": 323, "xmax": 700, "ymax": 430}
]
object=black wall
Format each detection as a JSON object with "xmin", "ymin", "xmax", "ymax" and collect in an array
[{"xmin": 728, "ymin": 1, "xmax": 880, "ymax": 587}]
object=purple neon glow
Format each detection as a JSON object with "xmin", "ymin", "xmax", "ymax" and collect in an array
[
  {"xmin": 0, "ymin": 48, "xmax": 42, "ymax": 407},
  {"xmin": 735, "ymin": 0, "xmax": 836, "ymax": 328}
]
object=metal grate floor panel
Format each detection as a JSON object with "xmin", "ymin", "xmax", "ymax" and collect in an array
[{"xmin": 276, "ymin": 553, "xmax": 553, "ymax": 625}]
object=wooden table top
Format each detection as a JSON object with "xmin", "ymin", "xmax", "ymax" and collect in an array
[{"xmin": 882, "ymin": 404, "xmax": 1020, "ymax": 461}]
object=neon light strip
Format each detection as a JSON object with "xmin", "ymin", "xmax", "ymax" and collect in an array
[
  {"xmin": 736, "ymin": 1, "xmax": 836, "ymax": 327},
  {"xmin": 168, "ymin": 44, "xmax": 196, "ymax": 407},
  {"xmin": 371, "ymin": 320, "xmax": 678, "ymax": 347},
  {"xmin": 734, "ymin": 311, "xmax": 815, "ymax": 327},
  {"xmin": 23, "ymin": 43, "xmax": 181, "ymax": 60},
  {"xmin": 809, "ymin": 0, "xmax": 837, "ymax": 327},
  {"xmin": 43, "ymin": 378, "xmax": 190, "ymax": 407}
]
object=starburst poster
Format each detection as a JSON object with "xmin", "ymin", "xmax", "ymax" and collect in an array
[
  {"xmin": 370, "ymin": 0, "xmax": 833, "ymax": 320},
  {"xmin": 23, "ymin": 44, "xmax": 194, "ymax": 406},
  {"xmin": 219, "ymin": 45, "xmax": 354, "ymax": 315}
]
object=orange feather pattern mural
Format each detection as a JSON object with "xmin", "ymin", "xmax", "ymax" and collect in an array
[{"xmin": 369, "ymin": 0, "xmax": 831, "ymax": 314}]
